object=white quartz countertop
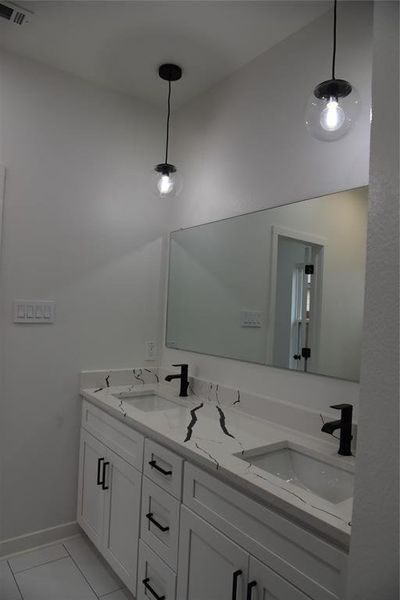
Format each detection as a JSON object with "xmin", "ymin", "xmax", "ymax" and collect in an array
[{"xmin": 81, "ymin": 383, "xmax": 354, "ymax": 548}]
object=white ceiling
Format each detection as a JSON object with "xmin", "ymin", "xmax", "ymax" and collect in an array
[{"xmin": 0, "ymin": 1, "xmax": 330, "ymax": 107}]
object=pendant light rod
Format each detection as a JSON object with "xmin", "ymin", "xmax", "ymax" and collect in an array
[
  {"xmin": 332, "ymin": 0, "xmax": 338, "ymax": 80},
  {"xmin": 158, "ymin": 63, "xmax": 182, "ymax": 168},
  {"xmin": 153, "ymin": 63, "xmax": 183, "ymax": 197},
  {"xmin": 165, "ymin": 79, "xmax": 172, "ymax": 164}
]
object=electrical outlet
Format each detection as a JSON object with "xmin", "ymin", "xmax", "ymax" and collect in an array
[{"xmin": 145, "ymin": 341, "xmax": 157, "ymax": 361}]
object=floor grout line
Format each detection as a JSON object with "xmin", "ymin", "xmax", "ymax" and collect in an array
[
  {"xmin": 6, "ymin": 559, "xmax": 24, "ymax": 600},
  {"xmin": 3, "ymin": 536, "xmax": 125, "ymax": 600},
  {"xmin": 99, "ymin": 590, "xmax": 126, "ymax": 598},
  {"xmin": 62, "ymin": 542, "xmax": 122, "ymax": 599},
  {"xmin": 9, "ymin": 554, "xmax": 68, "ymax": 575},
  {"xmin": 62, "ymin": 543, "xmax": 102, "ymax": 599},
  {"xmin": 100, "ymin": 590, "xmax": 132, "ymax": 599},
  {"xmin": 0, "ymin": 533, "xmax": 82, "ymax": 562}
]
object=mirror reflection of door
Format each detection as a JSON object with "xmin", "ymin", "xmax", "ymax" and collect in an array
[{"xmin": 273, "ymin": 236, "xmax": 323, "ymax": 373}]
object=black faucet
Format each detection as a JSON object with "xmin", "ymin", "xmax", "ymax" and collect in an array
[
  {"xmin": 165, "ymin": 364, "xmax": 189, "ymax": 397},
  {"xmin": 321, "ymin": 404, "xmax": 353, "ymax": 456}
]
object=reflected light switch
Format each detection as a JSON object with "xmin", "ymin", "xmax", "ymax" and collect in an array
[{"xmin": 240, "ymin": 310, "xmax": 262, "ymax": 328}]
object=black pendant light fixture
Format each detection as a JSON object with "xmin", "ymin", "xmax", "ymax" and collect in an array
[
  {"xmin": 153, "ymin": 63, "xmax": 183, "ymax": 198},
  {"xmin": 305, "ymin": 0, "xmax": 361, "ymax": 141}
]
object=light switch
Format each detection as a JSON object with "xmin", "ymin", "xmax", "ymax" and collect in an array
[
  {"xmin": 16, "ymin": 304, "xmax": 25, "ymax": 319},
  {"xmin": 14, "ymin": 301, "xmax": 55, "ymax": 324}
]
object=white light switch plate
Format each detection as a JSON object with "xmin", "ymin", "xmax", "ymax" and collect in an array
[{"xmin": 14, "ymin": 301, "xmax": 55, "ymax": 324}]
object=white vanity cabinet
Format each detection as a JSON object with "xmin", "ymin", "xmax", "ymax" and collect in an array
[
  {"xmin": 77, "ymin": 402, "xmax": 144, "ymax": 594},
  {"xmin": 78, "ymin": 400, "xmax": 348, "ymax": 600}
]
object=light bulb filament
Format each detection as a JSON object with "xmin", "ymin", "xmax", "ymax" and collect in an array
[
  {"xmin": 320, "ymin": 96, "xmax": 345, "ymax": 132},
  {"xmin": 158, "ymin": 174, "xmax": 174, "ymax": 195}
]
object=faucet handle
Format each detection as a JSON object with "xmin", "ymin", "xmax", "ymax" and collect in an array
[
  {"xmin": 172, "ymin": 363, "xmax": 188, "ymax": 371},
  {"xmin": 330, "ymin": 404, "xmax": 353, "ymax": 422}
]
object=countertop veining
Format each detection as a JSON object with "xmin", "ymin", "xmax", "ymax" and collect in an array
[{"xmin": 80, "ymin": 382, "xmax": 354, "ymax": 548}]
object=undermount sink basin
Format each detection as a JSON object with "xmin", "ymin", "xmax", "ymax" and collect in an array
[
  {"xmin": 112, "ymin": 391, "xmax": 181, "ymax": 412},
  {"xmin": 238, "ymin": 442, "xmax": 354, "ymax": 504}
]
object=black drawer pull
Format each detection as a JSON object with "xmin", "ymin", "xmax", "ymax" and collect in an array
[
  {"xmin": 149, "ymin": 460, "xmax": 172, "ymax": 476},
  {"xmin": 232, "ymin": 570, "xmax": 242, "ymax": 600},
  {"xmin": 247, "ymin": 581, "xmax": 257, "ymax": 600},
  {"xmin": 97, "ymin": 457, "xmax": 104, "ymax": 486},
  {"xmin": 101, "ymin": 461, "xmax": 110, "ymax": 490},
  {"xmin": 142, "ymin": 578, "xmax": 165, "ymax": 600},
  {"xmin": 146, "ymin": 512, "xmax": 170, "ymax": 532}
]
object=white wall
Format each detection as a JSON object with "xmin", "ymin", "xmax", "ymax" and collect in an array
[
  {"xmin": 346, "ymin": 2, "xmax": 399, "ymax": 598},
  {"xmin": 162, "ymin": 2, "xmax": 372, "ymax": 411},
  {"xmin": 0, "ymin": 51, "xmax": 169, "ymax": 543}
]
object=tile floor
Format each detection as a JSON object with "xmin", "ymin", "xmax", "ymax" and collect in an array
[{"xmin": 0, "ymin": 534, "xmax": 134, "ymax": 600}]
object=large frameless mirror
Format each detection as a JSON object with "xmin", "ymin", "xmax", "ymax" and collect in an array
[{"xmin": 166, "ymin": 187, "xmax": 368, "ymax": 381}]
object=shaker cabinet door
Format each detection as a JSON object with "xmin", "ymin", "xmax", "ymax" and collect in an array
[
  {"xmin": 103, "ymin": 448, "xmax": 142, "ymax": 594},
  {"xmin": 77, "ymin": 429, "xmax": 107, "ymax": 550},
  {"xmin": 177, "ymin": 506, "xmax": 248, "ymax": 600},
  {"xmin": 247, "ymin": 556, "xmax": 311, "ymax": 600}
]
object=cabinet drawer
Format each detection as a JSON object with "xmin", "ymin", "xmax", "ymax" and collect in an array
[
  {"xmin": 183, "ymin": 463, "xmax": 347, "ymax": 600},
  {"xmin": 141, "ymin": 477, "xmax": 180, "ymax": 571},
  {"xmin": 144, "ymin": 439, "xmax": 183, "ymax": 499},
  {"xmin": 137, "ymin": 540, "xmax": 176, "ymax": 600},
  {"xmin": 82, "ymin": 400, "xmax": 144, "ymax": 471}
]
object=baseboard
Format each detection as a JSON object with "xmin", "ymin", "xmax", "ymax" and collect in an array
[{"xmin": 0, "ymin": 521, "xmax": 80, "ymax": 558}]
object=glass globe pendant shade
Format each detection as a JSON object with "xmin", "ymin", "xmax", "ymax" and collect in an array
[
  {"xmin": 305, "ymin": 79, "xmax": 361, "ymax": 142},
  {"xmin": 153, "ymin": 163, "xmax": 183, "ymax": 199}
]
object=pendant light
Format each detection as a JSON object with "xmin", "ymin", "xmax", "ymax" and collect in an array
[
  {"xmin": 305, "ymin": 0, "xmax": 361, "ymax": 141},
  {"xmin": 153, "ymin": 63, "xmax": 183, "ymax": 198}
]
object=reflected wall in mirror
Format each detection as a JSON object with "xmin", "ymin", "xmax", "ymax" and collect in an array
[{"xmin": 166, "ymin": 187, "xmax": 368, "ymax": 381}]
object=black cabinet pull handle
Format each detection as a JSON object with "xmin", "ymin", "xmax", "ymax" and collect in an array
[
  {"xmin": 146, "ymin": 512, "xmax": 170, "ymax": 532},
  {"xmin": 247, "ymin": 581, "xmax": 257, "ymax": 600},
  {"xmin": 101, "ymin": 461, "xmax": 110, "ymax": 490},
  {"xmin": 142, "ymin": 578, "xmax": 165, "ymax": 600},
  {"xmin": 149, "ymin": 460, "xmax": 172, "ymax": 476},
  {"xmin": 232, "ymin": 570, "xmax": 242, "ymax": 600},
  {"xmin": 97, "ymin": 458, "xmax": 104, "ymax": 486}
]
